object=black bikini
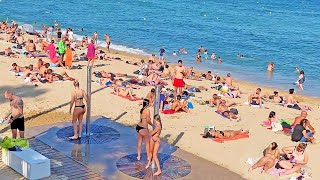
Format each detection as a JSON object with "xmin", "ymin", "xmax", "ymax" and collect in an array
[
  {"xmin": 136, "ymin": 124, "xmax": 145, "ymax": 133},
  {"xmin": 75, "ymin": 91, "xmax": 85, "ymax": 109}
]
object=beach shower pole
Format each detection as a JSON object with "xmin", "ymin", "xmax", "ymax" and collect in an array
[
  {"xmin": 86, "ymin": 66, "xmax": 92, "ymax": 137},
  {"xmin": 152, "ymin": 85, "xmax": 161, "ymax": 177}
]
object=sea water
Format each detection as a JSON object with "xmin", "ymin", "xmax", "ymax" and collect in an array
[{"xmin": 0, "ymin": 0, "xmax": 319, "ymax": 97}]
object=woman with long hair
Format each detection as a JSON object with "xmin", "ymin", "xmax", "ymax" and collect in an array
[
  {"xmin": 136, "ymin": 99, "xmax": 152, "ymax": 161},
  {"xmin": 145, "ymin": 114, "xmax": 162, "ymax": 176},
  {"xmin": 69, "ymin": 80, "xmax": 88, "ymax": 140},
  {"xmin": 248, "ymin": 142, "xmax": 280, "ymax": 173}
]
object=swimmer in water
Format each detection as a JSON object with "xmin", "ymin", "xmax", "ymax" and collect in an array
[
  {"xmin": 211, "ymin": 52, "xmax": 216, "ymax": 60},
  {"xmin": 295, "ymin": 67, "xmax": 300, "ymax": 72},
  {"xmin": 217, "ymin": 57, "xmax": 222, "ymax": 63},
  {"xmin": 178, "ymin": 48, "xmax": 187, "ymax": 54},
  {"xmin": 237, "ymin": 53, "xmax": 245, "ymax": 58},
  {"xmin": 172, "ymin": 51, "xmax": 177, "ymax": 56},
  {"xmin": 267, "ymin": 63, "xmax": 274, "ymax": 71}
]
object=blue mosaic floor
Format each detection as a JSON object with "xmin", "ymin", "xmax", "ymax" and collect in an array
[
  {"xmin": 56, "ymin": 124, "xmax": 120, "ymax": 144},
  {"xmin": 117, "ymin": 153, "xmax": 191, "ymax": 179}
]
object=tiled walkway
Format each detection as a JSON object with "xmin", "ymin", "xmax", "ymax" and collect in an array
[{"xmin": 0, "ymin": 138, "xmax": 108, "ymax": 180}]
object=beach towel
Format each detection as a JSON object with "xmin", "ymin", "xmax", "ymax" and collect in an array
[
  {"xmin": 213, "ymin": 134, "xmax": 249, "ymax": 143},
  {"xmin": 87, "ymin": 43, "xmax": 95, "ymax": 59},
  {"xmin": 110, "ymin": 92, "xmax": 141, "ymax": 101},
  {"xmin": 162, "ymin": 109, "xmax": 182, "ymax": 114},
  {"xmin": 215, "ymin": 111, "xmax": 227, "ymax": 118}
]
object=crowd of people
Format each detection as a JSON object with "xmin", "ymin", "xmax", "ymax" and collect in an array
[{"xmin": 0, "ymin": 19, "xmax": 315, "ymax": 178}]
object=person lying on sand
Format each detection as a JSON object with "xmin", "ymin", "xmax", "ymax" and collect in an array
[
  {"xmin": 171, "ymin": 95, "xmax": 189, "ymax": 112},
  {"xmin": 202, "ymin": 128, "xmax": 249, "ymax": 138},
  {"xmin": 93, "ymin": 71, "xmax": 127, "ymax": 78},
  {"xmin": 43, "ymin": 69, "xmax": 75, "ymax": 83},
  {"xmin": 217, "ymin": 100, "xmax": 239, "ymax": 119},
  {"xmin": 202, "ymin": 71, "xmax": 213, "ymax": 80},
  {"xmin": 284, "ymin": 89, "xmax": 312, "ymax": 111},
  {"xmin": 186, "ymin": 67, "xmax": 195, "ymax": 79},
  {"xmin": 224, "ymin": 73, "xmax": 239, "ymax": 90},
  {"xmin": 1, "ymin": 47, "xmax": 19, "ymax": 58},
  {"xmin": 38, "ymin": 63, "xmax": 50, "ymax": 77},
  {"xmin": 185, "ymin": 84, "xmax": 208, "ymax": 91},
  {"xmin": 114, "ymin": 83, "xmax": 135, "ymax": 100},
  {"xmin": 248, "ymin": 88, "xmax": 262, "ymax": 106},
  {"xmin": 11, "ymin": 63, "xmax": 24, "ymax": 73},
  {"xmin": 248, "ymin": 142, "xmax": 280, "ymax": 173},
  {"xmin": 277, "ymin": 143, "xmax": 309, "ymax": 176},
  {"xmin": 144, "ymin": 72, "xmax": 162, "ymax": 86},
  {"xmin": 34, "ymin": 59, "xmax": 44, "ymax": 70},
  {"xmin": 22, "ymin": 65, "xmax": 36, "ymax": 79}
]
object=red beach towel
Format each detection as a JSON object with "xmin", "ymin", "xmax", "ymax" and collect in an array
[
  {"xmin": 213, "ymin": 134, "xmax": 249, "ymax": 143},
  {"xmin": 162, "ymin": 109, "xmax": 182, "ymax": 114},
  {"xmin": 110, "ymin": 92, "xmax": 141, "ymax": 101}
]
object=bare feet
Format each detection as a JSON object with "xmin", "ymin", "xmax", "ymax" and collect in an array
[
  {"xmin": 145, "ymin": 161, "xmax": 151, "ymax": 169},
  {"xmin": 137, "ymin": 155, "xmax": 140, "ymax": 161},
  {"xmin": 154, "ymin": 170, "xmax": 161, "ymax": 176}
]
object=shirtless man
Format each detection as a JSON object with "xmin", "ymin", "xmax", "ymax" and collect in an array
[
  {"xmin": 16, "ymin": 33, "xmax": 25, "ymax": 48},
  {"xmin": 104, "ymin": 34, "xmax": 111, "ymax": 52},
  {"xmin": 35, "ymin": 59, "xmax": 44, "ymax": 70},
  {"xmin": 270, "ymin": 91, "xmax": 283, "ymax": 103},
  {"xmin": 26, "ymin": 39, "xmax": 36, "ymax": 52},
  {"xmin": 267, "ymin": 63, "xmax": 274, "ymax": 71},
  {"xmin": 248, "ymin": 88, "xmax": 262, "ymax": 106},
  {"xmin": 217, "ymin": 57, "xmax": 222, "ymax": 63},
  {"xmin": 225, "ymin": 73, "xmax": 238, "ymax": 90},
  {"xmin": 291, "ymin": 111, "xmax": 315, "ymax": 134},
  {"xmin": 92, "ymin": 32, "xmax": 98, "ymax": 45},
  {"xmin": 171, "ymin": 95, "xmax": 188, "ymax": 112},
  {"xmin": 205, "ymin": 71, "xmax": 213, "ymax": 80},
  {"xmin": 3, "ymin": 91, "xmax": 25, "ymax": 138},
  {"xmin": 173, "ymin": 60, "xmax": 186, "ymax": 99}
]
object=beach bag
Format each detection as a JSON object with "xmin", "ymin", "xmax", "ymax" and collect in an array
[
  {"xmin": 0, "ymin": 136, "xmax": 29, "ymax": 149},
  {"xmin": 271, "ymin": 122, "xmax": 283, "ymax": 132}
]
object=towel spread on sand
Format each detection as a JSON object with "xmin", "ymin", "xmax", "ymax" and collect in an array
[
  {"xmin": 212, "ymin": 134, "xmax": 249, "ymax": 143},
  {"xmin": 162, "ymin": 109, "xmax": 182, "ymax": 114}
]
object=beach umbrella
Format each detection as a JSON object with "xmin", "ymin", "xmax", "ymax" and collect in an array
[{"xmin": 21, "ymin": 24, "xmax": 36, "ymax": 34}]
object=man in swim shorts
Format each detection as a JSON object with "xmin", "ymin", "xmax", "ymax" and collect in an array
[
  {"xmin": 3, "ymin": 91, "xmax": 25, "ymax": 138},
  {"xmin": 173, "ymin": 60, "xmax": 186, "ymax": 99},
  {"xmin": 104, "ymin": 34, "xmax": 111, "ymax": 52},
  {"xmin": 248, "ymin": 88, "xmax": 262, "ymax": 107}
]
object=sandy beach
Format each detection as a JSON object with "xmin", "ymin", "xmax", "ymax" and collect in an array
[{"xmin": 0, "ymin": 32, "xmax": 319, "ymax": 180}]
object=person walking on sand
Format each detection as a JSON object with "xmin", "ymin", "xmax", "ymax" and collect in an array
[
  {"xmin": 92, "ymin": 31, "xmax": 98, "ymax": 45},
  {"xmin": 104, "ymin": 34, "xmax": 111, "ymax": 52},
  {"xmin": 69, "ymin": 80, "xmax": 88, "ymax": 140},
  {"xmin": 145, "ymin": 114, "xmax": 162, "ymax": 176},
  {"xmin": 173, "ymin": 60, "xmax": 186, "ymax": 99},
  {"xmin": 87, "ymin": 39, "xmax": 96, "ymax": 67},
  {"xmin": 296, "ymin": 70, "xmax": 305, "ymax": 90},
  {"xmin": 2, "ymin": 91, "xmax": 25, "ymax": 139}
]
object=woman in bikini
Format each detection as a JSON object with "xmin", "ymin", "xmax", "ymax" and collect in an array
[
  {"xmin": 136, "ymin": 99, "xmax": 153, "ymax": 161},
  {"xmin": 248, "ymin": 142, "xmax": 280, "ymax": 173},
  {"xmin": 277, "ymin": 143, "xmax": 309, "ymax": 176},
  {"xmin": 145, "ymin": 114, "xmax": 162, "ymax": 176},
  {"xmin": 202, "ymin": 128, "xmax": 249, "ymax": 138},
  {"xmin": 69, "ymin": 80, "xmax": 88, "ymax": 140}
]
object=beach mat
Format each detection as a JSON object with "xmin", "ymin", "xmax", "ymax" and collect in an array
[
  {"xmin": 110, "ymin": 92, "xmax": 141, "ymax": 101},
  {"xmin": 213, "ymin": 134, "xmax": 249, "ymax": 143}
]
